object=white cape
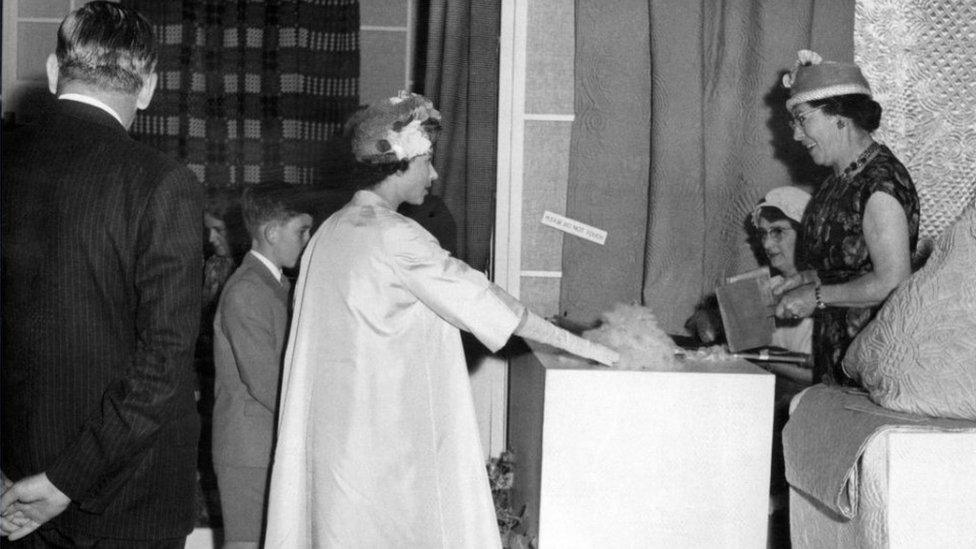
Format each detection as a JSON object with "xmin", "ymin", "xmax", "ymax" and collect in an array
[{"xmin": 265, "ymin": 191, "xmax": 520, "ymax": 548}]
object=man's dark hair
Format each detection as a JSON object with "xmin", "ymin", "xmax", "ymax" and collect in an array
[
  {"xmin": 241, "ymin": 183, "xmax": 310, "ymax": 238},
  {"xmin": 56, "ymin": 1, "xmax": 157, "ymax": 94}
]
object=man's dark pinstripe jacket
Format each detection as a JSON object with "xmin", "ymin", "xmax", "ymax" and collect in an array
[{"xmin": 2, "ymin": 99, "xmax": 203, "ymax": 540}]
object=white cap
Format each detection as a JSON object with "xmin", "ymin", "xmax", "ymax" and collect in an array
[{"xmin": 751, "ymin": 186, "xmax": 811, "ymax": 226}]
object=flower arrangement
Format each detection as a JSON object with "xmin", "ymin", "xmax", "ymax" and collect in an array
[{"xmin": 487, "ymin": 451, "xmax": 536, "ymax": 549}]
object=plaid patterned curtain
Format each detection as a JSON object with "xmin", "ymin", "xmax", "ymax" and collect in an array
[{"xmin": 123, "ymin": 0, "xmax": 360, "ymax": 187}]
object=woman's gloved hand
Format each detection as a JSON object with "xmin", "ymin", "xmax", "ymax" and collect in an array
[{"xmin": 515, "ymin": 311, "xmax": 619, "ymax": 366}]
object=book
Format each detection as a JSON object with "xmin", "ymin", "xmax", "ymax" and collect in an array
[{"xmin": 715, "ymin": 267, "xmax": 776, "ymax": 352}]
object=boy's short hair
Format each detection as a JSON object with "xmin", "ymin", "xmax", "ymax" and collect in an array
[
  {"xmin": 56, "ymin": 1, "xmax": 157, "ymax": 94},
  {"xmin": 240, "ymin": 183, "xmax": 310, "ymax": 239}
]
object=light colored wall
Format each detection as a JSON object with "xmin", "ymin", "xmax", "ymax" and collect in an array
[
  {"xmin": 358, "ymin": 0, "xmax": 414, "ymax": 104},
  {"xmin": 487, "ymin": 0, "xmax": 573, "ymax": 459},
  {"xmin": 2, "ymin": 0, "xmax": 81, "ymax": 124},
  {"xmin": 518, "ymin": 0, "xmax": 573, "ymax": 318},
  {"xmin": 496, "ymin": 0, "xmax": 573, "ymax": 319}
]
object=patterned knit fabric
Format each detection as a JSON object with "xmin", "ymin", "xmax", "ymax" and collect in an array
[
  {"xmin": 123, "ymin": 0, "xmax": 360, "ymax": 187},
  {"xmin": 856, "ymin": 0, "xmax": 976, "ymax": 239}
]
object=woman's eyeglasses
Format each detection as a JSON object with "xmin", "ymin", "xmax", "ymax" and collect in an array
[
  {"xmin": 757, "ymin": 226, "xmax": 794, "ymax": 242},
  {"xmin": 788, "ymin": 106, "xmax": 825, "ymax": 131}
]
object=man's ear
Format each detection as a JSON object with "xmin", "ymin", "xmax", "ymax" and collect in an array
[
  {"xmin": 135, "ymin": 72, "xmax": 158, "ymax": 111},
  {"xmin": 263, "ymin": 222, "xmax": 279, "ymax": 245},
  {"xmin": 46, "ymin": 54, "xmax": 60, "ymax": 95}
]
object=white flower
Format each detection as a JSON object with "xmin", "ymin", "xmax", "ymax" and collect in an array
[
  {"xmin": 783, "ymin": 49, "xmax": 824, "ymax": 89},
  {"xmin": 796, "ymin": 49, "xmax": 823, "ymax": 66},
  {"xmin": 386, "ymin": 117, "xmax": 433, "ymax": 160}
]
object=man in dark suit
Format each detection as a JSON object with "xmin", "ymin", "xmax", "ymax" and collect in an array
[
  {"xmin": 211, "ymin": 184, "xmax": 312, "ymax": 548},
  {"xmin": 1, "ymin": 2, "xmax": 203, "ymax": 546}
]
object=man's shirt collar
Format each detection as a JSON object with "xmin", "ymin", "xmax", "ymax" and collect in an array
[{"xmin": 58, "ymin": 94, "xmax": 125, "ymax": 127}]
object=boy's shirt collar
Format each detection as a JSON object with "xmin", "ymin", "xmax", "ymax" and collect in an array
[{"xmin": 249, "ymin": 250, "xmax": 282, "ymax": 283}]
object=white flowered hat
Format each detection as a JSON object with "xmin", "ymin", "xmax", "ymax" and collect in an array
[
  {"xmin": 751, "ymin": 186, "xmax": 811, "ymax": 226},
  {"xmin": 348, "ymin": 91, "xmax": 442, "ymax": 164},
  {"xmin": 782, "ymin": 50, "xmax": 871, "ymax": 110}
]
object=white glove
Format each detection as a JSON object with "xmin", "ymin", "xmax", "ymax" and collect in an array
[
  {"xmin": 488, "ymin": 283, "xmax": 526, "ymax": 318},
  {"xmin": 515, "ymin": 311, "xmax": 619, "ymax": 366}
]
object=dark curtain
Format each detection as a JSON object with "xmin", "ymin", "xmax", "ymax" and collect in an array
[
  {"xmin": 561, "ymin": 0, "xmax": 855, "ymax": 331},
  {"xmin": 420, "ymin": 0, "xmax": 500, "ymax": 270},
  {"xmin": 123, "ymin": 0, "xmax": 360, "ymax": 188}
]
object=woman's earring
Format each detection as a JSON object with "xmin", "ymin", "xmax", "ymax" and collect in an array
[{"xmin": 836, "ymin": 120, "xmax": 846, "ymax": 129}]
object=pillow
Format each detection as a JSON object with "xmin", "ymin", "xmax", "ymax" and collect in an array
[{"xmin": 843, "ymin": 204, "xmax": 976, "ymax": 421}]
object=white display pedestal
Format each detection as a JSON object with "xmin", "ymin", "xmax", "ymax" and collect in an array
[{"xmin": 508, "ymin": 341, "xmax": 775, "ymax": 548}]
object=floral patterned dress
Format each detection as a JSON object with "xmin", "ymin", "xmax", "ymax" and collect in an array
[
  {"xmin": 798, "ymin": 142, "xmax": 919, "ymax": 385},
  {"xmin": 198, "ymin": 253, "xmax": 237, "ymax": 374}
]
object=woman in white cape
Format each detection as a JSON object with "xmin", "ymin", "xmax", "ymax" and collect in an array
[{"xmin": 264, "ymin": 92, "xmax": 617, "ymax": 548}]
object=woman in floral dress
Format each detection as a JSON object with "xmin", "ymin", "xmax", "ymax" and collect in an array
[{"xmin": 773, "ymin": 50, "xmax": 919, "ymax": 385}]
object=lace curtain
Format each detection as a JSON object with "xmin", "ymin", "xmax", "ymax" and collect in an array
[{"xmin": 855, "ymin": 0, "xmax": 976, "ymax": 238}]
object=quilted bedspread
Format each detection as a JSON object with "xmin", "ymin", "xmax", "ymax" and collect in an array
[{"xmin": 783, "ymin": 384, "xmax": 976, "ymax": 519}]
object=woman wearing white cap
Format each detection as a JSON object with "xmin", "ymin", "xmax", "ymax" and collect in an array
[
  {"xmin": 751, "ymin": 186, "xmax": 814, "ymax": 355},
  {"xmin": 773, "ymin": 50, "xmax": 919, "ymax": 386},
  {"xmin": 264, "ymin": 92, "xmax": 617, "ymax": 548},
  {"xmin": 685, "ymin": 186, "xmax": 814, "ymax": 358},
  {"xmin": 688, "ymin": 187, "xmax": 814, "ymax": 356}
]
